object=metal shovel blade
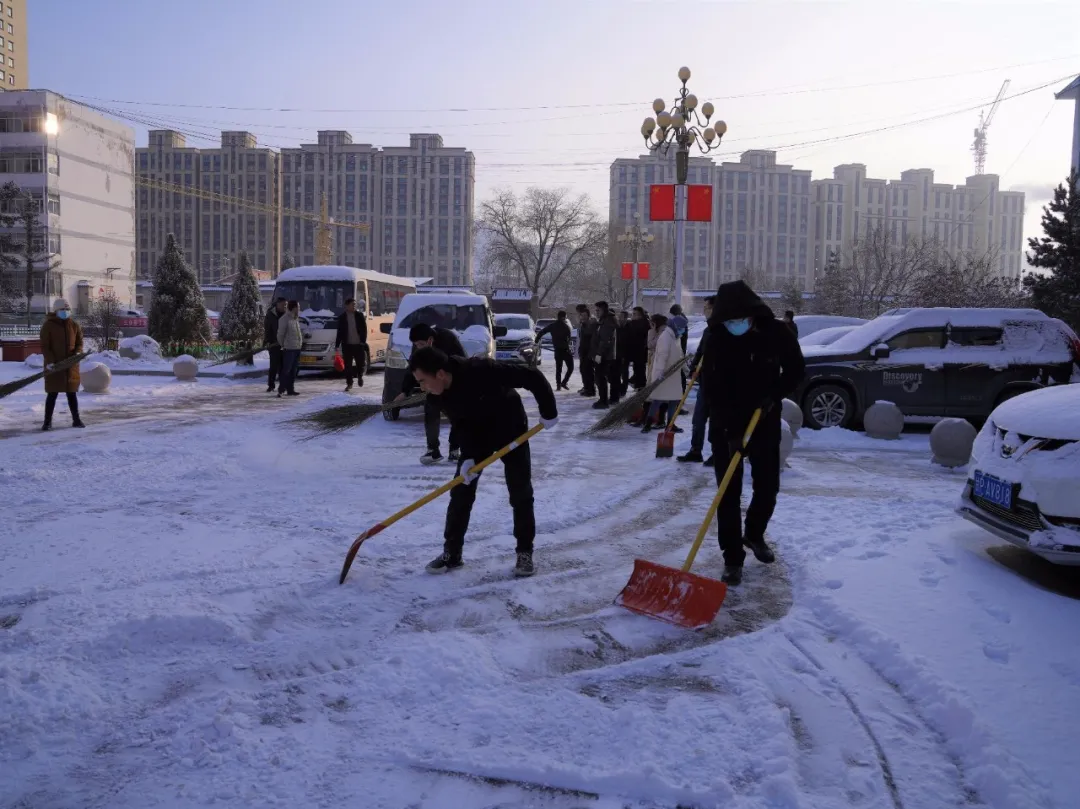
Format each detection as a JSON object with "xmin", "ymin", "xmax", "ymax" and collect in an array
[
  {"xmin": 614, "ymin": 559, "xmax": 727, "ymax": 630},
  {"xmin": 655, "ymin": 429, "xmax": 675, "ymax": 458}
]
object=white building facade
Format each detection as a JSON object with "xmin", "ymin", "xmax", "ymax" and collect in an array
[
  {"xmin": 0, "ymin": 90, "xmax": 136, "ymax": 314},
  {"xmin": 611, "ymin": 152, "xmax": 1026, "ymax": 292}
]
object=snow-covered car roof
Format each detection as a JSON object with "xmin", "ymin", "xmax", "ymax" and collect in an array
[
  {"xmin": 396, "ymin": 292, "xmax": 488, "ymax": 313},
  {"xmin": 799, "ymin": 325, "xmax": 858, "ymax": 347},
  {"xmin": 989, "ymin": 384, "xmax": 1080, "ymax": 441},
  {"xmin": 277, "ymin": 265, "xmax": 415, "ymax": 287}
]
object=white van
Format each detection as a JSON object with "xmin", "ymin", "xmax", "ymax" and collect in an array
[{"xmin": 380, "ymin": 292, "xmax": 502, "ymax": 416}]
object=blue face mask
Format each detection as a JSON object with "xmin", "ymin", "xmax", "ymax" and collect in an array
[
  {"xmin": 57, "ymin": 310, "xmax": 70, "ymax": 320},
  {"xmin": 724, "ymin": 317, "xmax": 751, "ymax": 336}
]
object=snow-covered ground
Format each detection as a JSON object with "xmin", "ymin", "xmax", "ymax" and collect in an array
[{"xmin": 1, "ymin": 366, "xmax": 1078, "ymax": 809}]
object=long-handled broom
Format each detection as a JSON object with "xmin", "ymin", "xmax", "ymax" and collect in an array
[
  {"xmin": 0, "ymin": 352, "xmax": 91, "ymax": 401},
  {"xmin": 206, "ymin": 344, "xmax": 265, "ymax": 367},
  {"xmin": 582, "ymin": 354, "xmax": 692, "ymax": 435},
  {"xmin": 287, "ymin": 392, "xmax": 427, "ymax": 439}
]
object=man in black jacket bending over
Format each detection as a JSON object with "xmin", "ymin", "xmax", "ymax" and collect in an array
[
  {"xmin": 334, "ymin": 297, "xmax": 368, "ymax": 391},
  {"xmin": 397, "ymin": 323, "xmax": 466, "ymax": 465},
  {"xmin": 701, "ymin": 280, "xmax": 805, "ymax": 586},
  {"xmin": 408, "ymin": 346, "xmax": 559, "ymax": 579}
]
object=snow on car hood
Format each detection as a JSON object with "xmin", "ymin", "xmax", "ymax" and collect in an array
[
  {"xmin": 499, "ymin": 329, "xmax": 533, "ymax": 342},
  {"xmin": 990, "ymin": 384, "xmax": 1080, "ymax": 440}
]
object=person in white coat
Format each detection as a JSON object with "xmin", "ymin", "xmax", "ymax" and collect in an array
[{"xmin": 641, "ymin": 314, "xmax": 685, "ymax": 433}]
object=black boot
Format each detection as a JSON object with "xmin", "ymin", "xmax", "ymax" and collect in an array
[
  {"xmin": 425, "ymin": 551, "xmax": 463, "ymax": 574},
  {"xmin": 721, "ymin": 566, "xmax": 743, "ymax": 586},
  {"xmin": 677, "ymin": 449, "xmax": 704, "ymax": 463},
  {"xmin": 703, "ymin": 455, "xmax": 716, "ymax": 468},
  {"xmin": 513, "ymin": 552, "xmax": 535, "ymax": 578},
  {"xmin": 591, "ymin": 400, "xmax": 609, "ymax": 410},
  {"xmin": 72, "ymin": 418, "xmax": 86, "ymax": 428},
  {"xmin": 744, "ymin": 537, "xmax": 776, "ymax": 564}
]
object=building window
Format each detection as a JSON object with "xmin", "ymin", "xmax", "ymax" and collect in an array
[{"xmin": 47, "ymin": 194, "xmax": 60, "ymax": 215}]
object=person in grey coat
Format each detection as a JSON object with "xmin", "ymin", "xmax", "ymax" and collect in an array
[{"xmin": 276, "ymin": 300, "xmax": 303, "ymax": 397}]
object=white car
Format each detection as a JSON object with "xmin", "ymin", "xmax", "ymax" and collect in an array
[
  {"xmin": 494, "ymin": 313, "xmax": 541, "ymax": 365},
  {"xmin": 799, "ymin": 324, "xmax": 859, "ymax": 348},
  {"xmin": 794, "ymin": 314, "xmax": 867, "ymax": 338},
  {"xmin": 958, "ymin": 384, "xmax": 1080, "ymax": 565}
]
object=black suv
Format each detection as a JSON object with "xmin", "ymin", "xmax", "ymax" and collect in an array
[{"xmin": 794, "ymin": 308, "xmax": 1080, "ymax": 429}]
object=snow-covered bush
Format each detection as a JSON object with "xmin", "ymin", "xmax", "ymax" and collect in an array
[
  {"xmin": 864, "ymin": 400, "xmax": 903, "ymax": 440},
  {"xmin": 173, "ymin": 354, "xmax": 199, "ymax": 381},
  {"xmin": 80, "ymin": 362, "xmax": 112, "ymax": 394},
  {"xmin": 930, "ymin": 418, "xmax": 977, "ymax": 468},
  {"xmin": 118, "ymin": 334, "xmax": 161, "ymax": 361},
  {"xmin": 217, "ymin": 252, "xmax": 263, "ymax": 354},
  {"xmin": 148, "ymin": 234, "xmax": 211, "ymax": 344}
]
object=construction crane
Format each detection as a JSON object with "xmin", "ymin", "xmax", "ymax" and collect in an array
[
  {"xmin": 135, "ymin": 176, "xmax": 370, "ymax": 243},
  {"xmin": 314, "ymin": 192, "xmax": 333, "ymax": 265},
  {"xmin": 972, "ymin": 79, "xmax": 1010, "ymax": 175}
]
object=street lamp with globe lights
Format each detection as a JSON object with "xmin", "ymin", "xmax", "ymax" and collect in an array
[{"xmin": 639, "ymin": 66, "xmax": 727, "ymax": 306}]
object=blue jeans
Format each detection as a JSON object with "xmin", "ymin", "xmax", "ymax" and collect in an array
[
  {"xmin": 279, "ymin": 349, "xmax": 300, "ymax": 393},
  {"xmin": 691, "ymin": 386, "xmax": 710, "ymax": 452},
  {"xmin": 647, "ymin": 399, "xmax": 676, "ymax": 424}
]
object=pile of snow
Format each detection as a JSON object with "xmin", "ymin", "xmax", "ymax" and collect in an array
[
  {"xmin": 79, "ymin": 362, "xmax": 112, "ymax": 394},
  {"xmin": 118, "ymin": 334, "xmax": 161, "ymax": 361},
  {"xmin": 173, "ymin": 354, "xmax": 199, "ymax": 380},
  {"xmin": 22, "ymin": 353, "xmax": 44, "ymax": 369}
]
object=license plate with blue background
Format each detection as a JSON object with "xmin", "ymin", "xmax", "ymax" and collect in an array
[
  {"xmin": 973, "ymin": 471, "xmax": 1015, "ymax": 510},
  {"xmin": 496, "ymin": 351, "xmax": 515, "ymax": 360}
]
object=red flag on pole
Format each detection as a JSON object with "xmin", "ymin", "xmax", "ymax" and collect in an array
[
  {"xmin": 649, "ymin": 185, "xmax": 676, "ymax": 221},
  {"xmin": 621, "ymin": 262, "xmax": 633, "ymax": 280},
  {"xmin": 686, "ymin": 184, "xmax": 713, "ymax": 222},
  {"xmin": 637, "ymin": 262, "xmax": 650, "ymax": 281}
]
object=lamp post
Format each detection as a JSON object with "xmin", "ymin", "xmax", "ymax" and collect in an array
[
  {"xmin": 640, "ymin": 66, "xmax": 727, "ymax": 307},
  {"xmin": 616, "ymin": 214, "xmax": 653, "ymax": 309}
]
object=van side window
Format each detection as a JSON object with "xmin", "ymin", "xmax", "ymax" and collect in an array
[
  {"xmin": 368, "ymin": 281, "xmax": 384, "ymax": 316},
  {"xmin": 356, "ymin": 281, "xmax": 369, "ymax": 315},
  {"xmin": 948, "ymin": 327, "xmax": 1003, "ymax": 347},
  {"xmin": 886, "ymin": 328, "xmax": 946, "ymax": 351}
]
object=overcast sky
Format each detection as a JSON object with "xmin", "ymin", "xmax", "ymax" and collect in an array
[{"xmin": 31, "ymin": 0, "xmax": 1080, "ymax": 246}]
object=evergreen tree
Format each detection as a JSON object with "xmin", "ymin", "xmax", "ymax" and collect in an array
[
  {"xmin": 812, "ymin": 251, "xmax": 851, "ymax": 315},
  {"xmin": 218, "ymin": 251, "xmax": 263, "ymax": 356},
  {"xmin": 281, "ymin": 252, "xmax": 297, "ymax": 273},
  {"xmin": 148, "ymin": 233, "xmax": 211, "ymax": 344},
  {"xmin": 1025, "ymin": 172, "xmax": 1080, "ymax": 333}
]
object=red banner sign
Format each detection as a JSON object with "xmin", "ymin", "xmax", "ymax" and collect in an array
[
  {"xmin": 649, "ymin": 184, "xmax": 676, "ymax": 221},
  {"xmin": 637, "ymin": 262, "xmax": 650, "ymax": 281},
  {"xmin": 687, "ymin": 184, "xmax": 713, "ymax": 222}
]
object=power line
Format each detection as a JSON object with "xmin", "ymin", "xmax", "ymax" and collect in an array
[{"xmin": 64, "ymin": 52, "xmax": 1079, "ymax": 114}]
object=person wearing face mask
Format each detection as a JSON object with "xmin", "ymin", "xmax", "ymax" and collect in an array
[
  {"xmin": 700, "ymin": 280, "xmax": 805, "ymax": 586},
  {"xmin": 39, "ymin": 299, "xmax": 85, "ymax": 431}
]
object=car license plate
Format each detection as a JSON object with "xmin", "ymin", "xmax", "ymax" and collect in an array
[
  {"xmin": 496, "ymin": 351, "xmax": 515, "ymax": 360},
  {"xmin": 299, "ymin": 356, "xmax": 320, "ymax": 365},
  {"xmin": 973, "ymin": 470, "xmax": 1014, "ymax": 510}
]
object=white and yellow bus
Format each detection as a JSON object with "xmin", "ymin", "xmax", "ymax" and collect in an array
[{"xmin": 272, "ymin": 266, "xmax": 416, "ymax": 371}]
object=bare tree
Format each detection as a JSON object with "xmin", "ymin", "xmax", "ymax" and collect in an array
[
  {"xmin": 83, "ymin": 289, "xmax": 123, "ymax": 350},
  {"xmin": 737, "ymin": 265, "xmax": 770, "ymax": 292},
  {"xmin": 3, "ymin": 188, "xmax": 61, "ymax": 326},
  {"xmin": 909, "ymin": 248, "xmax": 1027, "ymax": 309},
  {"xmin": 830, "ymin": 226, "xmax": 937, "ymax": 318},
  {"xmin": 0, "ymin": 182, "xmax": 24, "ymax": 314},
  {"xmin": 477, "ymin": 187, "xmax": 607, "ymax": 317}
]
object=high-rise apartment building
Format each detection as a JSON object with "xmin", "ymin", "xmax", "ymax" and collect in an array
[
  {"xmin": 0, "ymin": 91, "xmax": 136, "ymax": 313},
  {"xmin": 611, "ymin": 151, "xmax": 1026, "ymax": 293},
  {"xmin": 610, "ymin": 150, "xmax": 812, "ymax": 291},
  {"xmin": 0, "ymin": 1, "xmax": 25, "ymax": 91},
  {"xmin": 136, "ymin": 130, "xmax": 279, "ymax": 282},
  {"xmin": 818, "ymin": 165, "xmax": 1025, "ymax": 280},
  {"xmin": 136, "ymin": 131, "xmax": 475, "ymax": 286},
  {"xmin": 280, "ymin": 130, "xmax": 377, "ymax": 271}
]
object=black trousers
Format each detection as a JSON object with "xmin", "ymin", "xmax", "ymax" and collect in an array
[
  {"xmin": 424, "ymin": 397, "xmax": 459, "ymax": 453},
  {"xmin": 595, "ymin": 358, "xmax": 613, "ymax": 404},
  {"xmin": 444, "ymin": 442, "xmax": 534, "ymax": 554},
  {"xmin": 711, "ymin": 410, "xmax": 782, "ymax": 567},
  {"xmin": 267, "ymin": 346, "xmax": 282, "ymax": 388},
  {"xmin": 579, "ymin": 357, "xmax": 595, "ymax": 394},
  {"xmin": 341, "ymin": 343, "xmax": 365, "ymax": 385},
  {"xmin": 554, "ymin": 348, "xmax": 574, "ymax": 387},
  {"xmin": 44, "ymin": 392, "xmax": 79, "ymax": 424},
  {"xmin": 618, "ymin": 355, "xmax": 631, "ymax": 395}
]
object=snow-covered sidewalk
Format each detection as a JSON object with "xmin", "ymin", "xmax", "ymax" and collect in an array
[{"xmin": 1, "ymin": 375, "xmax": 1077, "ymax": 808}]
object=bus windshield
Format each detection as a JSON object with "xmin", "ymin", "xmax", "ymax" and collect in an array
[
  {"xmin": 399, "ymin": 303, "xmax": 489, "ymax": 332},
  {"xmin": 273, "ymin": 281, "xmax": 354, "ymax": 317}
]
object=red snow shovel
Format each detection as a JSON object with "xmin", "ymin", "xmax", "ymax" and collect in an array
[
  {"xmin": 616, "ymin": 408, "xmax": 763, "ymax": 629},
  {"xmin": 338, "ymin": 423, "xmax": 545, "ymax": 584}
]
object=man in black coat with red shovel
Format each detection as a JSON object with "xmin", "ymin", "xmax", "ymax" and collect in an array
[
  {"xmin": 407, "ymin": 346, "xmax": 559, "ymax": 579},
  {"xmin": 700, "ymin": 281, "xmax": 805, "ymax": 586}
]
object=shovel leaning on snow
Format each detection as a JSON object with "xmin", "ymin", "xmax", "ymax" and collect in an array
[
  {"xmin": 616, "ymin": 408, "xmax": 763, "ymax": 629},
  {"xmin": 338, "ymin": 423, "xmax": 545, "ymax": 584},
  {"xmin": 655, "ymin": 362, "xmax": 701, "ymax": 458}
]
